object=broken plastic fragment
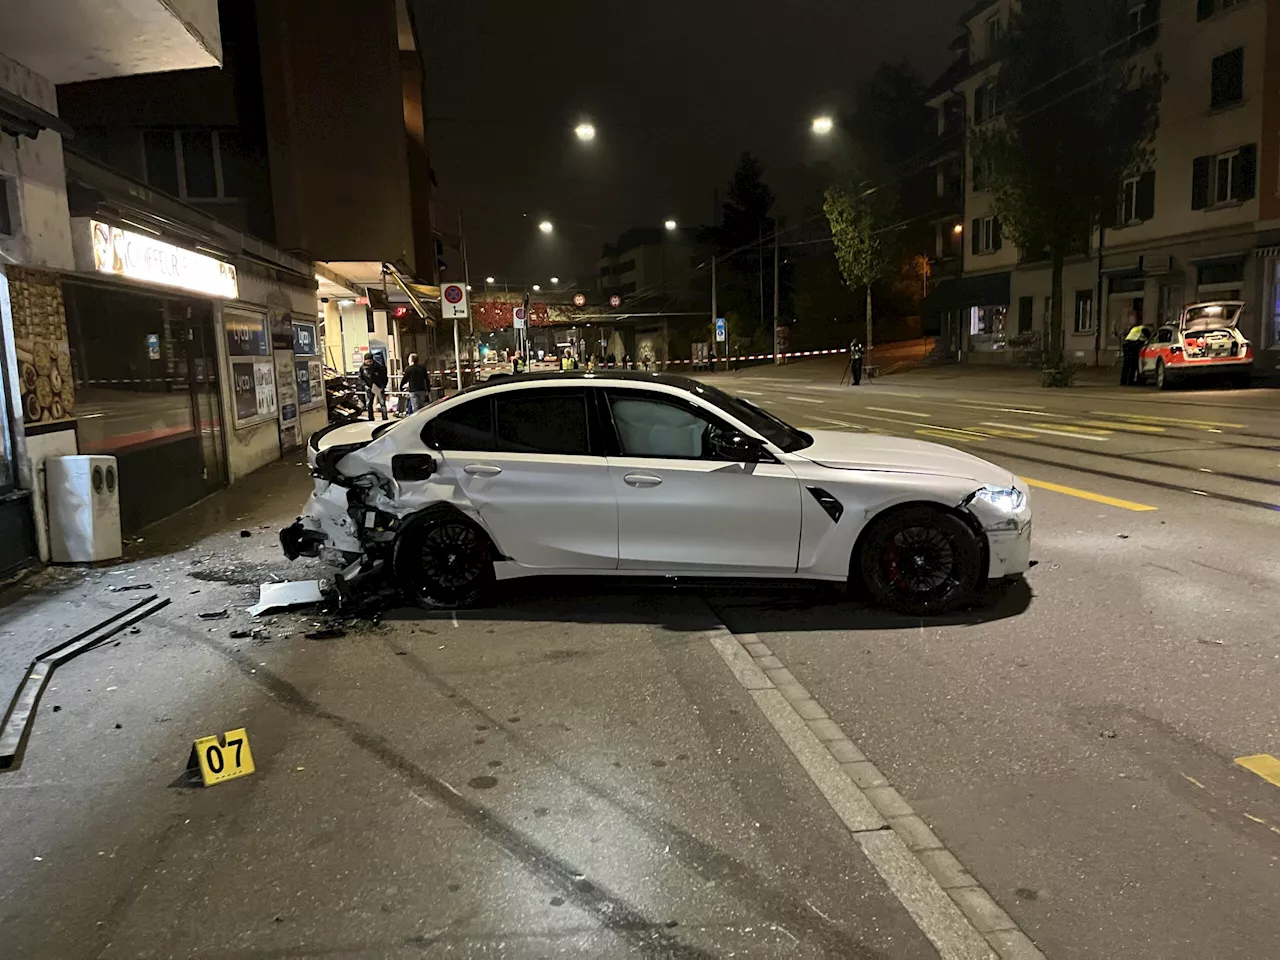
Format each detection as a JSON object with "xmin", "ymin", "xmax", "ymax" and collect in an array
[{"xmin": 248, "ymin": 580, "xmax": 326, "ymax": 617}]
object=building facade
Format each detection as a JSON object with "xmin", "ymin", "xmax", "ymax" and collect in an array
[
  {"xmin": 0, "ymin": 0, "xmax": 227, "ymax": 576},
  {"xmin": 929, "ymin": 0, "xmax": 1280, "ymax": 375}
]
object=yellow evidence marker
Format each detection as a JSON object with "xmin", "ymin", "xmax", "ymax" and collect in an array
[{"xmin": 187, "ymin": 728, "xmax": 256, "ymax": 786}]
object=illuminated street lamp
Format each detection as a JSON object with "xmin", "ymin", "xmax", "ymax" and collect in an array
[
  {"xmin": 550, "ymin": 276, "xmax": 560, "ymax": 284},
  {"xmin": 664, "ymin": 219, "xmax": 678, "ymax": 231},
  {"xmin": 574, "ymin": 122, "xmax": 596, "ymax": 142},
  {"xmin": 953, "ymin": 223, "xmax": 964, "ymax": 234},
  {"xmin": 811, "ymin": 115, "xmax": 834, "ymax": 136},
  {"xmin": 485, "ymin": 275, "xmax": 496, "ymax": 283},
  {"xmin": 538, "ymin": 220, "xmax": 554, "ymax": 234},
  {"xmin": 532, "ymin": 284, "xmax": 541, "ymax": 292}
]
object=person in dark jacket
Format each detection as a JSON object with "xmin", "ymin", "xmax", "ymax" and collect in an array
[
  {"xmin": 358, "ymin": 354, "xmax": 389, "ymax": 420},
  {"xmin": 848, "ymin": 338, "xmax": 865, "ymax": 386},
  {"xmin": 400, "ymin": 353, "xmax": 430, "ymax": 414}
]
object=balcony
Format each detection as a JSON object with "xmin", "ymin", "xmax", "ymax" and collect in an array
[{"xmin": 0, "ymin": 0, "xmax": 221, "ymax": 84}]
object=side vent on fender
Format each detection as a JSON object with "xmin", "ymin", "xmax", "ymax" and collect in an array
[
  {"xmin": 806, "ymin": 486, "xmax": 844, "ymax": 523},
  {"xmin": 392, "ymin": 454, "xmax": 438, "ymax": 481}
]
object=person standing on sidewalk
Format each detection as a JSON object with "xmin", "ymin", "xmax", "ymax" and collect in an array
[
  {"xmin": 1120, "ymin": 318, "xmax": 1149, "ymax": 386},
  {"xmin": 400, "ymin": 353, "xmax": 430, "ymax": 414},
  {"xmin": 848, "ymin": 338, "xmax": 865, "ymax": 386},
  {"xmin": 358, "ymin": 354, "xmax": 389, "ymax": 421}
]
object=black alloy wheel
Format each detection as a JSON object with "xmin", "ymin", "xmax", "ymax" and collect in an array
[
  {"xmin": 396, "ymin": 518, "xmax": 494, "ymax": 609},
  {"xmin": 859, "ymin": 507, "xmax": 983, "ymax": 615}
]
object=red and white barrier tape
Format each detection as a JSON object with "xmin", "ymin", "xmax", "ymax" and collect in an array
[{"xmin": 426, "ymin": 347, "xmax": 850, "ymax": 376}]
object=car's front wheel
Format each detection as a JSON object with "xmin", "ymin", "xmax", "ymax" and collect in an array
[
  {"xmin": 394, "ymin": 516, "xmax": 494, "ymax": 609},
  {"xmin": 858, "ymin": 506, "xmax": 984, "ymax": 615}
]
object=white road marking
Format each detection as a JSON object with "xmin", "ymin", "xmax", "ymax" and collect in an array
[
  {"xmin": 785, "ymin": 396, "xmax": 826, "ymax": 404},
  {"xmin": 811, "ymin": 416, "xmax": 863, "ymax": 429},
  {"xmin": 451, "ymin": 612, "xmax": 459, "ymax": 628},
  {"xmin": 868, "ymin": 406, "xmax": 930, "ymax": 418},
  {"xmin": 735, "ymin": 389, "xmax": 765, "ymax": 396},
  {"xmin": 706, "ymin": 624, "xmax": 1012, "ymax": 960},
  {"xmin": 979, "ymin": 421, "xmax": 1110, "ymax": 442}
]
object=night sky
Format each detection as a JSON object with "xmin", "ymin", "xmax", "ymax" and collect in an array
[{"xmin": 420, "ymin": 1, "xmax": 975, "ymax": 287}]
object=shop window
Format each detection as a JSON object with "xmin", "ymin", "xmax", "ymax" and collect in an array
[
  {"xmin": 1074, "ymin": 290, "xmax": 1095, "ymax": 333},
  {"xmin": 1197, "ymin": 260, "xmax": 1244, "ymax": 287},
  {"xmin": 224, "ymin": 307, "xmax": 277, "ymax": 427},
  {"xmin": 969, "ymin": 304, "xmax": 1007, "ymax": 337},
  {"xmin": 292, "ymin": 319, "xmax": 323, "ymax": 409},
  {"xmin": 1270, "ymin": 262, "xmax": 1280, "ymax": 348}
]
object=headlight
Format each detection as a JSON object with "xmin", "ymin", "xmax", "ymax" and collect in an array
[{"xmin": 973, "ymin": 486, "xmax": 1025, "ymax": 512}]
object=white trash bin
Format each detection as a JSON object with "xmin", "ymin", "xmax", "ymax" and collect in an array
[{"xmin": 46, "ymin": 455, "xmax": 123, "ymax": 563}]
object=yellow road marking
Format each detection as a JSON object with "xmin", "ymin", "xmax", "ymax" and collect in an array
[
  {"xmin": 982, "ymin": 421, "xmax": 1110, "ymax": 442},
  {"xmin": 1074, "ymin": 419, "xmax": 1165, "ymax": 433},
  {"xmin": 916, "ymin": 428, "xmax": 977, "ymax": 444},
  {"xmin": 1091, "ymin": 410, "xmax": 1244, "ymax": 429},
  {"xmin": 1020, "ymin": 477, "xmax": 1158, "ymax": 512},
  {"xmin": 982, "ymin": 427, "xmax": 1040, "ymax": 440},
  {"xmin": 1245, "ymin": 813, "xmax": 1266, "ymax": 824},
  {"xmin": 1235, "ymin": 754, "xmax": 1280, "ymax": 788},
  {"xmin": 1045, "ymin": 424, "xmax": 1113, "ymax": 436},
  {"xmin": 1180, "ymin": 773, "xmax": 1207, "ymax": 790}
]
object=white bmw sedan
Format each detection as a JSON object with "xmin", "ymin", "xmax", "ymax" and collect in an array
[{"xmin": 282, "ymin": 373, "xmax": 1031, "ymax": 614}]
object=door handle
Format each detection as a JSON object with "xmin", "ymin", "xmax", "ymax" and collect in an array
[
  {"xmin": 464, "ymin": 463, "xmax": 502, "ymax": 477},
  {"xmin": 623, "ymin": 473, "xmax": 663, "ymax": 488}
]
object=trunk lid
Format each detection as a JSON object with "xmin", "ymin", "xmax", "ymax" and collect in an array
[{"xmin": 1180, "ymin": 301, "xmax": 1242, "ymax": 333}]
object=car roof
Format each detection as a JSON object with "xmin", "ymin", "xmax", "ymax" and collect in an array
[{"xmin": 459, "ymin": 370, "xmax": 706, "ymax": 395}]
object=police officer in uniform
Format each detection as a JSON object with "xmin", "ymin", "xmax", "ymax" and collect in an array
[
  {"xmin": 1120, "ymin": 317, "xmax": 1149, "ymax": 386},
  {"xmin": 848, "ymin": 338, "xmax": 865, "ymax": 386}
]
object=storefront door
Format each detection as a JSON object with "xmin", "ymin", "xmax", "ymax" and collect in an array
[{"xmin": 64, "ymin": 281, "xmax": 228, "ymax": 534}]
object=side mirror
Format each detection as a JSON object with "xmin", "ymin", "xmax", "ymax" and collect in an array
[{"xmin": 709, "ymin": 427, "xmax": 766, "ymax": 462}]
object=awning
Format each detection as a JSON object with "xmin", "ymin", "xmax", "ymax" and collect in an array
[{"xmin": 920, "ymin": 271, "xmax": 1011, "ymax": 314}]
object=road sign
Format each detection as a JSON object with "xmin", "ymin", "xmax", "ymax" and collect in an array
[
  {"xmin": 442, "ymin": 283, "xmax": 469, "ymax": 319},
  {"xmin": 146, "ymin": 333, "xmax": 160, "ymax": 360},
  {"xmin": 609, "ymin": 294, "xmax": 622, "ymax": 308},
  {"xmin": 513, "ymin": 305, "xmax": 527, "ymax": 329},
  {"xmin": 715, "ymin": 317, "xmax": 726, "ymax": 342},
  {"xmin": 186, "ymin": 728, "xmax": 255, "ymax": 787},
  {"xmin": 573, "ymin": 293, "xmax": 586, "ymax": 307}
]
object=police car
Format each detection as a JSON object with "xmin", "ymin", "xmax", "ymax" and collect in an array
[{"xmin": 1137, "ymin": 301, "xmax": 1253, "ymax": 389}]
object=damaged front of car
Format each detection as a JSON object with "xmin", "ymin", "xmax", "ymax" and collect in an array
[{"xmin": 281, "ymin": 418, "xmax": 475, "ymax": 605}]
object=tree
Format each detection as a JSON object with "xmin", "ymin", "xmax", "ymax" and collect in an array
[
  {"xmin": 824, "ymin": 183, "xmax": 895, "ymax": 350},
  {"xmin": 973, "ymin": 0, "xmax": 1162, "ymax": 372},
  {"xmin": 713, "ymin": 152, "xmax": 778, "ymax": 343}
]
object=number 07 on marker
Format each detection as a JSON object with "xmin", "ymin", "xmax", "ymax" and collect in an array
[{"xmin": 188, "ymin": 728, "xmax": 256, "ymax": 786}]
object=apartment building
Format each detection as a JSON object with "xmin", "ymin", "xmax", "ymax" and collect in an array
[{"xmin": 927, "ymin": 0, "xmax": 1280, "ymax": 373}]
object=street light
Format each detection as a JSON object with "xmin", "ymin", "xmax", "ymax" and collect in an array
[
  {"xmin": 550, "ymin": 276, "xmax": 560, "ymax": 284},
  {"xmin": 532, "ymin": 284, "xmax": 541, "ymax": 292},
  {"xmin": 664, "ymin": 219, "xmax": 678, "ymax": 231},
  {"xmin": 574, "ymin": 122, "xmax": 596, "ymax": 142},
  {"xmin": 953, "ymin": 223, "xmax": 964, "ymax": 234},
  {"xmin": 485, "ymin": 275, "xmax": 495, "ymax": 283},
  {"xmin": 538, "ymin": 220, "xmax": 554, "ymax": 234},
  {"xmin": 811, "ymin": 115, "xmax": 834, "ymax": 136}
]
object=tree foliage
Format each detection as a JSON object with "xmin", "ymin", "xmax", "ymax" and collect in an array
[{"xmin": 973, "ymin": 0, "xmax": 1163, "ymax": 367}]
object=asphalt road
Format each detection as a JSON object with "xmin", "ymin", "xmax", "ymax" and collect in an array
[{"xmin": 1, "ymin": 365, "xmax": 1278, "ymax": 959}]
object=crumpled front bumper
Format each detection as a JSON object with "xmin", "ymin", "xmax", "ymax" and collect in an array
[
  {"xmin": 963, "ymin": 481, "xmax": 1033, "ymax": 579},
  {"xmin": 280, "ymin": 482, "xmax": 365, "ymax": 565}
]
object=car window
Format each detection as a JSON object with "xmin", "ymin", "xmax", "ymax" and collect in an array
[
  {"xmin": 494, "ymin": 390, "xmax": 590, "ymax": 455},
  {"xmin": 425, "ymin": 397, "xmax": 494, "ymax": 450},
  {"xmin": 1157, "ymin": 328, "xmax": 1173, "ymax": 343},
  {"xmin": 609, "ymin": 396, "xmax": 715, "ymax": 458}
]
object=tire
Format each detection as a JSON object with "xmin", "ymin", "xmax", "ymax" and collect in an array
[
  {"xmin": 394, "ymin": 515, "xmax": 494, "ymax": 609},
  {"xmin": 1155, "ymin": 359, "xmax": 1175, "ymax": 390},
  {"xmin": 858, "ymin": 506, "xmax": 985, "ymax": 615}
]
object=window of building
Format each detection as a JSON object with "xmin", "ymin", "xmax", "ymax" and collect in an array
[
  {"xmin": 985, "ymin": 13, "xmax": 1003, "ymax": 53},
  {"xmin": 141, "ymin": 128, "xmax": 246, "ymax": 201},
  {"xmin": 1128, "ymin": 0, "xmax": 1160, "ymax": 50},
  {"xmin": 969, "ymin": 304, "xmax": 1006, "ymax": 337},
  {"xmin": 494, "ymin": 391, "xmax": 590, "ymax": 455},
  {"xmin": 1074, "ymin": 290, "xmax": 1095, "ymax": 333},
  {"xmin": 1192, "ymin": 145, "xmax": 1257, "ymax": 208},
  {"xmin": 1018, "ymin": 296, "xmax": 1034, "ymax": 333},
  {"xmin": 0, "ymin": 175, "xmax": 14, "ymax": 237},
  {"xmin": 972, "ymin": 156, "xmax": 990, "ymax": 192},
  {"xmin": 1210, "ymin": 48, "xmax": 1245, "ymax": 110},
  {"xmin": 1120, "ymin": 170, "xmax": 1156, "ymax": 224},
  {"xmin": 1198, "ymin": 0, "xmax": 1242, "ymax": 20},
  {"xmin": 1270, "ymin": 261, "xmax": 1280, "ymax": 348},
  {"xmin": 974, "ymin": 82, "xmax": 1000, "ymax": 125},
  {"xmin": 971, "ymin": 215, "xmax": 1001, "ymax": 255}
]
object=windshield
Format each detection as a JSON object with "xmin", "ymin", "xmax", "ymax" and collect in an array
[{"xmin": 688, "ymin": 382, "xmax": 814, "ymax": 452}]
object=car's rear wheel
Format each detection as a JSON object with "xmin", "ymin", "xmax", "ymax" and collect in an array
[
  {"xmin": 858, "ymin": 506, "xmax": 984, "ymax": 615},
  {"xmin": 1155, "ymin": 359, "xmax": 1175, "ymax": 390},
  {"xmin": 395, "ymin": 516, "xmax": 494, "ymax": 609}
]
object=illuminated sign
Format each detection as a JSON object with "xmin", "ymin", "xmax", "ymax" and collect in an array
[{"xmin": 90, "ymin": 220, "xmax": 238, "ymax": 298}]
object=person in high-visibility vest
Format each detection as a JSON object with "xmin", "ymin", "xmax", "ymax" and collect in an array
[
  {"xmin": 1120, "ymin": 318, "xmax": 1149, "ymax": 386},
  {"xmin": 561, "ymin": 351, "xmax": 573, "ymax": 372}
]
